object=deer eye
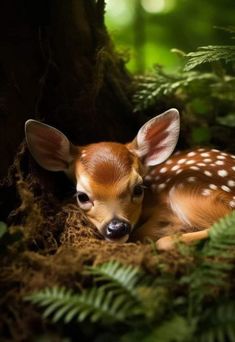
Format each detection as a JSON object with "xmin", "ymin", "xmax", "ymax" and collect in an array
[
  {"xmin": 75, "ymin": 192, "xmax": 93, "ymax": 210},
  {"xmin": 77, "ymin": 192, "xmax": 90, "ymax": 203},
  {"xmin": 133, "ymin": 184, "xmax": 144, "ymax": 197}
]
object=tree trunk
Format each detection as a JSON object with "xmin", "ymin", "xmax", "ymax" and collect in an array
[{"xmin": 0, "ymin": 0, "xmax": 140, "ymax": 218}]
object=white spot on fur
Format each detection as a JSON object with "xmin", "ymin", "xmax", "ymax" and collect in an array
[
  {"xmin": 216, "ymin": 155, "xmax": 226, "ymax": 160},
  {"xmin": 166, "ymin": 159, "xmax": 173, "ymax": 165},
  {"xmin": 202, "ymin": 189, "xmax": 211, "ymax": 196},
  {"xmin": 204, "ymin": 170, "xmax": 212, "ymax": 177},
  {"xmin": 187, "ymin": 151, "xmax": 196, "ymax": 157},
  {"xmin": 201, "ymin": 153, "xmax": 210, "ymax": 157},
  {"xmin": 187, "ymin": 177, "xmax": 196, "ymax": 182},
  {"xmin": 218, "ymin": 170, "xmax": 228, "ymax": 177},
  {"xmin": 228, "ymin": 180, "xmax": 235, "ymax": 187},
  {"xmin": 209, "ymin": 184, "xmax": 218, "ymax": 190},
  {"xmin": 221, "ymin": 185, "xmax": 231, "ymax": 192},
  {"xmin": 178, "ymin": 158, "xmax": 186, "ymax": 164},
  {"xmin": 197, "ymin": 163, "xmax": 206, "ymax": 167},
  {"xmin": 190, "ymin": 166, "xmax": 200, "ymax": 171},
  {"xmin": 198, "ymin": 148, "xmax": 205, "ymax": 152},
  {"xmin": 186, "ymin": 160, "xmax": 195, "ymax": 165},
  {"xmin": 204, "ymin": 159, "xmax": 212, "ymax": 163},
  {"xmin": 212, "ymin": 149, "xmax": 219, "ymax": 152},
  {"xmin": 172, "ymin": 165, "xmax": 180, "ymax": 171},
  {"xmin": 215, "ymin": 160, "xmax": 224, "ymax": 166},
  {"xmin": 158, "ymin": 183, "xmax": 166, "ymax": 191},
  {"xmin": 232, "ymin": 166, "xmax": 235, "ymax": 171},
  {"xmin": 229, "ymin": 200, "xmax": 235, "ymax": 208},
  {"xmin": 160, "ymin": 167, "xmax": 168, "ymax": 173},
  {"xmin": 176, "ymin": 169, "xmax": 183, "ymax": 174}
]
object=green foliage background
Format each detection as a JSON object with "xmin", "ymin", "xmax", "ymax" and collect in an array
[
  {"xmin": 105, "ymin": 0, "xmax": 235, "ymax": 73},
  {"xmin": 106, "ymin": 0, "xmax": 235, "ymax": 150},
  {"xmin": 133, "ymin": 34, "xmax": 235, "ymax": 150}
]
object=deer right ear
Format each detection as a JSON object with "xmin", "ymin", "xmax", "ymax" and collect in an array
[
  {"xmin": 127, "ymin": 108, "xmax": 180, "ymax": 166},
  {"xmin": 25, "ymin": 120, "xmax": 73, "ymax": 171}
]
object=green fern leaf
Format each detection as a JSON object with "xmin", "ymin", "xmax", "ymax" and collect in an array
[
  {"xmin": 26, "ymin": 285, "xmax": 135, "ymax": 324},
  {"xmin": 197, "ymin": 302, "xmax": 235, "ymax": 342},
  {"xmin": 133, "ymin": 65, "xmax": 218, "ymax": 112},
  {"xmin": 185, "ymin": 212, "xmax": 235, "ymax": 309},
  {"xmin": 185, "ymin": 45, "xmax": 235, "ymax": 71},
  {"xmin": 86, "ymin": 261, "xmax": 143, "ymax": 299},
  {"xmin": 121, "ymin": 315, "xmax": 193, "ymax": 342}
]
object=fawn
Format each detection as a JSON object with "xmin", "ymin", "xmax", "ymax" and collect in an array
[{"xmin": 25, "ymin": 109, "xmax": 235, "ymax": 250}]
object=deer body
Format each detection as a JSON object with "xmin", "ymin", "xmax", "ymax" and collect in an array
[
  {"xmin": 25, "ymin": 109, "xmax": 235, "ymax": 249},
  {"xmin": 132, "ymin": 148, "xmax": 235, "ymax": 248}
]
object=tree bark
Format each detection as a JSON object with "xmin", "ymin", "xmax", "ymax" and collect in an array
[
  {"xmin": 0, "ymin": 0, "xmax": 138, "ymax": 179},
  {"xmin": 0, "ymin": 0, "xmax": 140, "ymax": 218}
]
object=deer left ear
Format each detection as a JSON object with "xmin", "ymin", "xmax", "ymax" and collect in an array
[
  {"xmin": 127, "ymin": 108, "xmax": 180, "ymax": 166},
  {"xmin": 25, "ymin": 119, "xmax": 74, "ymax": 171}
]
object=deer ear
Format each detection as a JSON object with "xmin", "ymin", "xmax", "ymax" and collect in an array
[
  {"xmin": 128, "ymin": 108, "xmax": 180, "ymax": 166},
  {"xmin": 25, "ymin": 120, "xmax": 73, "ymax": 171}
]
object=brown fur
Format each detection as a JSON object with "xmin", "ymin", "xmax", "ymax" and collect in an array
[
  {"xmin": 81, "ymin": 142, "xmax": 134, "ymax": 185},
  {"xmin": 73, "ymin": 144, "xmax": 235, "ymax": 247},
  {"xmin": 73, "ymin": 142, "xmax": 143, "ymax": 239},
  {"xmin": 132, "ymin": 148, "xmax": 235, "ymax": 247},
  {"xmin": 25, "ymin": 117, "xmax": 235, "ymax": 249}
]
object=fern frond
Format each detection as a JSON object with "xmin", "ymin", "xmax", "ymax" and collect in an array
[
  {"xmin": 133, "ymin": 65, "xmax": 218, "ymax": 112},
  {"xmin": 86, "ymin": 261, "xmax": 143, "ymax": 297},
  {"xmin": 185, "ymin": 45, "xmax": 235, "ymax": 71},
  {"xmin": 86, "ymin": 260, "xmax": 167, "ymax": 320},
  {"xmin": 121, "ymin": 315, "xmax": 193, "ymax": 342},
  {"xmin": 185, "ymin": 212, "xmax": 235, "ymax": 307},
  {"xmin": 196, "ymin": 302, "xmax": 235, "ymax": 342},
  {"xmin": 205, "ymin": 211, "xmax": 235, "ymax": 257},
  {"xmin": 26, "ymin": 285, "xmax": 137, "ymax": 323}
]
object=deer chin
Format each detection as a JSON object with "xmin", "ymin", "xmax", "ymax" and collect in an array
[{"xmin": 105, "ymin": 234, "xmax": 130, "ymax": 243}]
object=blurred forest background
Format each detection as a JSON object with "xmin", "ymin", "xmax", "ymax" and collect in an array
[
  {"xmin": 105, "ymin": 0, "xmax": 235, "ymax": 73},
  {"xmin": 104, "ymin": 0, "xmax": 235, "ymax": 150}
]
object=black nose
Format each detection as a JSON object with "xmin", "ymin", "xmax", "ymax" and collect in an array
[{"xmin": 106, "ymin": 219, "xmax": 131, "ymax": 239}]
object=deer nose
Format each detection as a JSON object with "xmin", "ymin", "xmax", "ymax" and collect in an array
[{"xmin": 106, "ymin": 219, "xmax": 131, "ymax": 239}]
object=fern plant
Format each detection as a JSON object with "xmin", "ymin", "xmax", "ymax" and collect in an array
[
  {"xmin": 26, "ymin": 261, "xmax": 168, "ymax": 325},
  {"xmin": 133, "ymin": 65, "xmax": 220, "ymax": 112},
  {"xmin": 183, "ymin": 211, "xmax": 235, "ymax": 313},
  {"xmin": 133, "ymin": 30, "xmax": 235, "ymax": 149},
  {"xmin": 26, "ymin": 285, "xmax": 137, "ymax": 323},
  {"xmin": 26, "ymin": 211, "xmax": 235, "ymax": 342},
  {"xmin": 185, "ymin": 45, "xmax": 235, "ymax": 71},
  {"xmin": 196, "ymin": 301, "xmax": 235, "ymax": 342}
]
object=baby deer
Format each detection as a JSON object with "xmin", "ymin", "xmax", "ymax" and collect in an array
[{"xmin": 25, "ymin": 109, "xmax": 235, "ymax": 250}]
